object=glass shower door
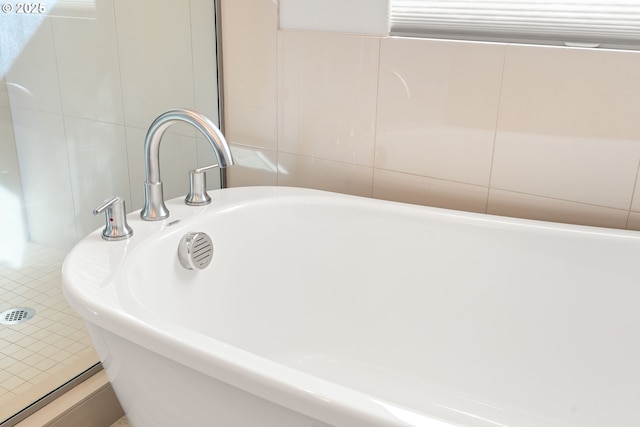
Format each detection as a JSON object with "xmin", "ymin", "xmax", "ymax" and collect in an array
[{"xmin": 0, "ymin": 0, "xmax": 220, "ymax": 423}]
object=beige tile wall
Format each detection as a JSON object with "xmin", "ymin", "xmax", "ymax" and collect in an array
[
  {"xmin": 3, "ymin": 0, "xmax": 219, "ymax": 250},
  {"xmin": 222, "ymin": 0, "xmax": 640, "ymax": 231}
]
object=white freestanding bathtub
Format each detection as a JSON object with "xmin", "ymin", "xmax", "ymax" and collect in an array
[{"xmin": 62, "ymin": 186, "xmax": 640, "ymax": 427}]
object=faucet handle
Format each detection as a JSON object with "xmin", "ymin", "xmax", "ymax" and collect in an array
[
  {"xmin": 185, "ymin": 163, "xmax": 219, "ymax": 206},
  {"xmin": 93, "ymin": 197, "xmax": 133, "ymax": 241}
]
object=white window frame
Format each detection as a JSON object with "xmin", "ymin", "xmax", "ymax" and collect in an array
[{"xmin": 389, "ymin": 1, "xmax": 640, "ymax": 50}]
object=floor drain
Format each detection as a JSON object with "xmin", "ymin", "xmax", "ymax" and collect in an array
[{"xmin": 0, "ymin": 307, "xmax": 36, "ymax": 325}]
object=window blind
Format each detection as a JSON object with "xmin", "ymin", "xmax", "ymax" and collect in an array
[{"xmin": 390, "ymin": 1, "xmax": 640, "ymax": 49}]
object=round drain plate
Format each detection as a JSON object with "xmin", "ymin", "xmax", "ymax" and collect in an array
[{"xmin": 1, "ymin": 307, "xmax": 36, "ymax": 325}]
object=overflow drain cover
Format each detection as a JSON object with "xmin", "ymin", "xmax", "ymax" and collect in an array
[
  {"xmin": 178, "ymin": 232, "xmax": 214, "ymax": 270},
  {"xmin": 0, "ymin": 307, "xmax": 36, "ymax": 325}
]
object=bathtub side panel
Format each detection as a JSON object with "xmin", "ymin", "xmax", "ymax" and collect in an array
[{"xmin": 86, "ymin": 323, "xmax": 333, "ymax": 427}]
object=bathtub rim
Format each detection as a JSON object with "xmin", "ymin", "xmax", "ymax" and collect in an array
[
  {"xmin": 62, "ymin": 186, "xmax": 640, "ymax": 427},
  {"xmin": 64, "ymin": 187, "xmax": 476, "ymax": 426}
]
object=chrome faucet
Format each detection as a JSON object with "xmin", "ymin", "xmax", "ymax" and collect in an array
[{"xmin": 140, "ymin": 109, "xmax": 234, "ymax": 221}]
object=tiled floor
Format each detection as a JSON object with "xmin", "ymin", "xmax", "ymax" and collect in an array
[{"xmin": 0, "ymin": 243, "xmax": 99, "ymax": 422}]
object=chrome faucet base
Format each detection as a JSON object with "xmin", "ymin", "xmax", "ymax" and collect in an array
[{"xmin": 141, "ymin": 182, "xmax": 169, "ymax": 220}]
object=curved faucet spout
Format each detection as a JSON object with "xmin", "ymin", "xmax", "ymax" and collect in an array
[{"xmin": 141, "ymin": 109, "xmax": 234, "ymax": 221}]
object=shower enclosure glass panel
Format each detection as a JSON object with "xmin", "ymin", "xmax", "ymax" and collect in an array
[{"xmin": 0, "ymin": 0, "xmax": 220, "ymax": 423}]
